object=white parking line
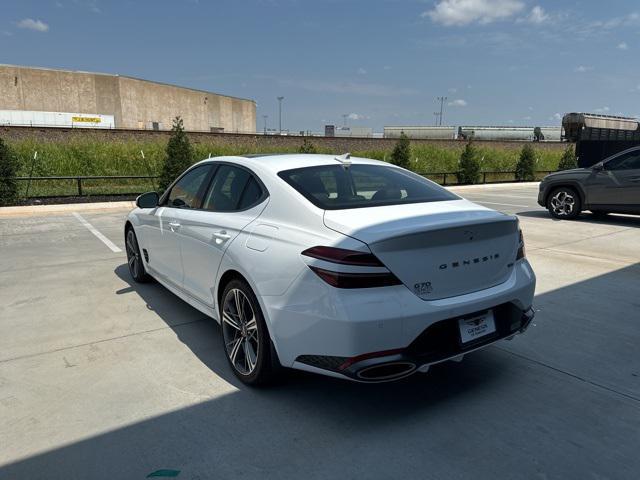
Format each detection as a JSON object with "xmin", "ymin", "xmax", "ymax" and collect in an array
[
  {"xmin": 474, "ymin": 201, "xmax": 532, "ymax": 208},
  {"xmin": 72, "ymin": 212, "xmax": 122, "ymax": 253}
]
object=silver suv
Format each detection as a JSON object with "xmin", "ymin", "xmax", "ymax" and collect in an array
[{"xmin": 538, "ymin": 146, "xmax": 640, "ymax": 219}]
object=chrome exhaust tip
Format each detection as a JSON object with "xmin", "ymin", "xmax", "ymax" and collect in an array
[{"xmin": 356, "ymin": 362, "xmax": 417, "ymax": 381}]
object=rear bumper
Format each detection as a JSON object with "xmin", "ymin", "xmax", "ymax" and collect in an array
[
  {"xmin": 293, "ymin": 306, "xmax": 535, "ymax": 382},
  {"xmin": 262, "ymin": 259, "xmax": 536, "ymax": 378}
]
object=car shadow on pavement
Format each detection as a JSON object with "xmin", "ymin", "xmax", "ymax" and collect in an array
[
  {"xmin": 1, "ymin": 263, "xmax": 640, "ymax": 479},
  {"xmin": 112, "ymin": 263, "xmax": 506, "ymax": 397},
  {"xmin": 518, "ymin": 209, "xmax": 640, "ymax": 228}
]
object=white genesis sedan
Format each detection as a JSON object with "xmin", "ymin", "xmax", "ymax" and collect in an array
[{"xmin": 125, "ymin": 154, "xmax": 536, "ymax": 385}]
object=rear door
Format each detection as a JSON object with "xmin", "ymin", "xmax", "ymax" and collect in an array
[
  {"xmin": 142, "ymin": 164, "xmax": 213, "ymax": 286},
  {"xmin": 587, "ymin": 149, "xmax": 640, "ymax": 210},
  {"xmin": 176, "ymin": 164, "xmax": 269, "ymax": 307}
]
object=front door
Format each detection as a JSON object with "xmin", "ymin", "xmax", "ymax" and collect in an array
[
  {"xmin": 143, "ymin": 164, "xmax": 213, "ymax": 286},
  {"xmin": 587, "ymin": 149, "xmax": 640, "ymax": 210}
]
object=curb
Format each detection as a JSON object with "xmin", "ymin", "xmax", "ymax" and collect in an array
[
  {"xmin": 0, "ymin": 201, "xmax": 135, "ymax": 218},
  {"xmin": 448, "ymin": 182, "xmax": 540, "ymax": 191}
]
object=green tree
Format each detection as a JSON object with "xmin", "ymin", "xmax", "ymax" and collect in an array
[
  {"xmin": 515, "ymin": 144, "xmax": 536, "ymax": 181},
  {"xmin": 456, "ymin": 141, "xmax": 481, "ymax": 184},
  {"xmin": 390, "ymin": 132, "xmax": 411, "ymax": 170},
  {"xmin": 0, "ymin": 137, "xmax": 20, "ymax": 206},
  {"xmin": 299, "ymin": 137, "xmax": 317, "ymax": 154},
  {"xmin": 159, "ymin": 117, "xmax": 194, "ymax": 191},
  {"xmin": 557, "ymin": 146, "xmax": 577, "ymax": 171}
]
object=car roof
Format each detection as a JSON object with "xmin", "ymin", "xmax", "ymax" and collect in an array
[{"xmin": 193, "ymin": 153, "xmax": 390, "ymax": 174}]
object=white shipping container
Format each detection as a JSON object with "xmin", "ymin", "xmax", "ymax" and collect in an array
[{"xmin": 0, "ymin": 110, "xmax": 115, "ymax": 129}]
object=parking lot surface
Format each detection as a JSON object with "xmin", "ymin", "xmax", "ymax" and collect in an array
[{"xmin": 1, "ymin": 183, "xmax": 639, "ymax": 480}]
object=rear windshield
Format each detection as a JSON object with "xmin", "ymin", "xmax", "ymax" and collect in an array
[{"xmin": 278, "ymin": 164, "xmax": 458, "ymax": 210}]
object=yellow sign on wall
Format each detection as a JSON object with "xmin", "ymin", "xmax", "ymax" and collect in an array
[{"xmin": 72, "ymin": 116, "xmax": 101, "ymax": 123}]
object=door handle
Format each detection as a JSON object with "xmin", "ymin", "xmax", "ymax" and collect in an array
[
  {"xmin": 168, "ymin": 221, "xmax": 181, "ymax": 229},
  {"xmin": 213, "ymin": 230, "xmax": 231, "ymax": 243}
]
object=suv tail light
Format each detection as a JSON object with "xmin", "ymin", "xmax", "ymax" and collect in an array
[
  {"xmin": 302, "ymin": 246, "xmax": 401, "ymax": 289},
  {"xmin": 516, "ymin": 229, "xmax": 526, "ymax": 260}
]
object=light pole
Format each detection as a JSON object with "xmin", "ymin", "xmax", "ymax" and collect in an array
[
  {"xmin": 262, "ymin": 115, "xmax": 268, "ymax": 134},
  {"xmin": 437, "ymin": 96, "xmax": 447, "ymax": 126},
  {"xmin": 277, "ymin": 96, "xmax": 284, "ymax": 134}
]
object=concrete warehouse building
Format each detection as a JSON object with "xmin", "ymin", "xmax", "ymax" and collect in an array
[{"xmin": 0, "ymin": 64, "xmax": 256, "ymax": 132}]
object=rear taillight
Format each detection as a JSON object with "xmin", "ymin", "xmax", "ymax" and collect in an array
[
  {"xmin": 516, "ymin": 229, "xmax": 526, "ymax": 260},
  {"xmin": 302, "ymin": 246, "xmax": 401, "ymax": 289},
  {"xmin": 301, "ymin": 246, "xmax": 383, "ymax": 266}
]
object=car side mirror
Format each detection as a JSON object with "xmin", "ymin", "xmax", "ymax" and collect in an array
[
  {"xmin": 136, "ymin": 191, "xmax": 159, "ymax": 209},
  {"xmin": 592, "ymin": 163, "xmax": 604, "ymax": 172}
]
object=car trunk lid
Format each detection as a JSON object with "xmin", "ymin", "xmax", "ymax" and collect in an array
[{"xmin": 324, "ymin": 200, "xmax": 519, "ymax": 300}]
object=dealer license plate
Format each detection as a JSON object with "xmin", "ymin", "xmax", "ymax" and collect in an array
[{"xmin": 458, "ymin": 311, "xmax": 496, "ymax": 344}]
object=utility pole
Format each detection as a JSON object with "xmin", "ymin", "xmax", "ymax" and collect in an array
[
  {"xmin": 342, "ymin": 114, "xmax": 348, "ymax": 127},
  {"xmin": 434, "ymin": 112, "xmax": 440, "ymax": 126},
  {"xmin": 277, "ymin": 96, "xmax": 284, "ymax": 134},
  {"xmin": 436, "ymin": 96, "xmax": 447, "ymax": 126},
  {"xmin": 262, "ymin": 115, "xmax": 268, "ymax": 134}
]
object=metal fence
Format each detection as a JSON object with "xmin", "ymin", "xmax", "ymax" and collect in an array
[
  {"xmin": 419, "ymin": 170, "xmax": 555, "ymax": 186},
  {"xmin": 15, "ymin": 175, "xmax": 159, "ymax": 199},
  {"xmin": 12, "ymin": 171, "xmax": 552, "ymax": 200}
]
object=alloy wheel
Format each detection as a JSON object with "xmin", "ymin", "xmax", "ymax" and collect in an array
[
  {"xmin": 550, "ymin": 190, "xmax": 575, "ymax": 217},
  {"xmin": 126, "ymin": 230, "xmax": 141, "ymax": 278},
  {"xmin": 222, "ymin": 288, "xmax": 259, "ymax": 376}
]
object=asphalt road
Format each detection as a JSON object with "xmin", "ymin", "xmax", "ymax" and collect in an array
[{"xmin": 1, "ymin": 184, "xmax": 639, "ymax": 480}]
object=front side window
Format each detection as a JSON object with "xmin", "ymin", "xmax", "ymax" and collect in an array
[
  {"xmin": 167, "ymin": 165, "xmax": 211, "ymax": 208},
  {"xmin": 203, "ymin": 165, "xmax": 264, "ymax": 212},
  {"xmin": 606, "ymin": 150, "xmax": 640, "ymax": 171},
  {"xmin": 278, "ymin": 164, "xmax": 458, "ymax": 210}
]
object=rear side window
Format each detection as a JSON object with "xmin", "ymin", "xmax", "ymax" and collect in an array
[
  {"xmin": 278, "ymin": 164, "xmax": 458, "ymax": 210},
  {"xmin": 203, "ymin": 165, "xmax": 265, "ymax": 212},
  {"xmin": 606, "ymin": 150, "xmax": 640, "ymax": 171}
]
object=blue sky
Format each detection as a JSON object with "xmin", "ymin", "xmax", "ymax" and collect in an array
[{"xmin": 2, "ymin": 0, "xmax": 639, "ymax": 132}]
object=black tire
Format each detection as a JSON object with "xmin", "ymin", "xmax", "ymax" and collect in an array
[
  {"xmin": 219, "ymin": 279, "xmax": 279, "ymax": 386},
  {"xmin": 125, "ymin": 227, "xmax": 151, "ymax": 283},
  {"xmin": 546, "ymin": 186, "xmax": 581, "ymax": 220}
]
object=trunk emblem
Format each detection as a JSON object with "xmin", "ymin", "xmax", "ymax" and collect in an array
[
  {"xmin": 464, "ymin": 230, "xmax": 476, "ymax": 241},
  {"xmin": 414, "ymin": 282, "xmax": 433, "ymax": 296},
  {"xmin": 439, "ymin": 253, "xmax": 500, "ymax": 270}
]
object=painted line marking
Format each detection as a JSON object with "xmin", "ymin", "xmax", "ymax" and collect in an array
[
  {"xmin": 72, "ymin": 212, "xmax": 122, "ymax": 253},
  {"xmin": 474, "ymin": 201, "xmax": 532, "ymax": 208}
]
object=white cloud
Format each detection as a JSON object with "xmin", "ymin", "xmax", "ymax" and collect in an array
[
  {"xmin": 521, "ymin": 6, "xmax": 549, "ymax": 24},
  {"xmin": 17, "ymin": 18, "xmax": 49, "ymax": 32},
  {"xmin": 347, "ymin": 113, "xmax": 369, "ymax": 121},
  {"xmin": 523, "ymin": 116, "xmax": 532, "ymax": 121},
  {"xmin": 383, "ymin": 65, "xmax": 392, "ymax": 71},
  {"xmin": 601, "ymin": 12, "xmax": 640, "ymax": 29},
  {"xmin": 357, "ymin": 67, "xmax": 367, "ymax": 75},
  {"xmin": 448, "ymin": 87, "xmax": 458, "ymax": 93},
  {"xmin": 575, "ymin": 65, "xmax": 593, "ymax": 73},
  {"xmin": 594, "ymin": 106, "xmax": 610, "ymax": 113},
  {"xmin": 448, "ymin": 99, "xmax": 467, "ymax": 107},
  {"xmin": 3, "ymin": 31, "xmax": 13, "ymax": 36},
  {"xmin": 617, "ymin": 42, "xmax": 629, "ymax": 50},
  {"xmin": 424, "ymin": 0, "xmax": 525, "ymax": 26},
  {"xmin": 552, "ymin": 113, "xmax": 562, "ymax": 121}
]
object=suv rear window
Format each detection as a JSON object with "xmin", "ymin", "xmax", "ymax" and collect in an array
[{"xmin": 278, "ymin": 164, "xmax": 458, "ymax": 210}]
